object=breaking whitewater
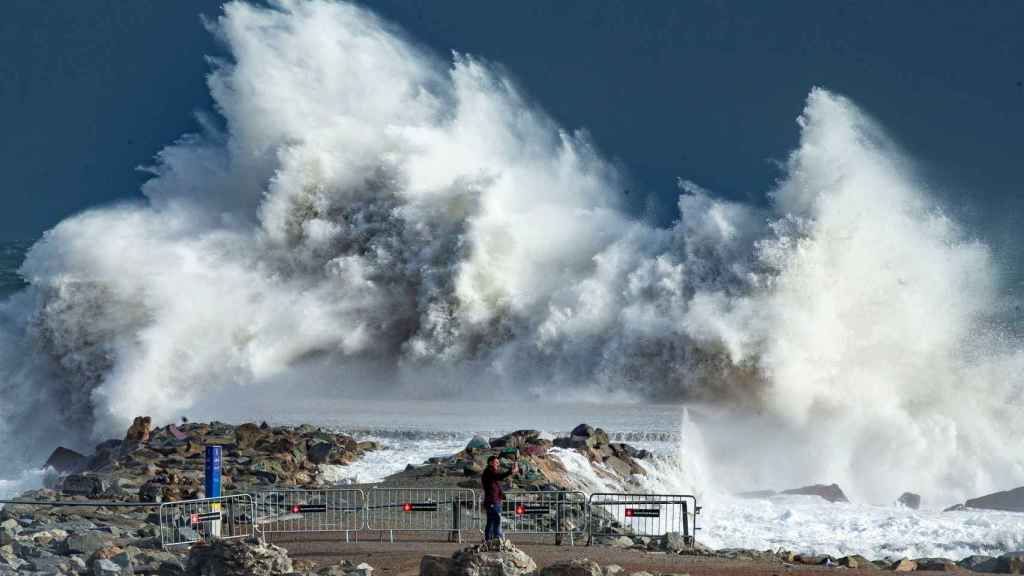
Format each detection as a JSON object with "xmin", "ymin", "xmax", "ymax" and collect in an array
[{"xmin": 2, "ymin": 0, "xmax": 1023, "ymax": 560}]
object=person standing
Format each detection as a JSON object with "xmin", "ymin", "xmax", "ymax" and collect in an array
[{"xmin": 481, "ymin": 455, "xmax": 518, "ymax": 541}]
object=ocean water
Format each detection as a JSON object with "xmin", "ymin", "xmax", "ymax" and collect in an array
[{"xmin": 0, "ymin": 241, "xmax": 28, "ymax": 298}]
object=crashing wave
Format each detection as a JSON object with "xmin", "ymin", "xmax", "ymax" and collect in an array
[{"xmin": 1, "ymin": 0, "xmax": 1021, "ymax": 505}]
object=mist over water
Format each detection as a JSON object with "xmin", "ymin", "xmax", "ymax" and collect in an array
[{"xmin": 1, "ymin": 0, "xmax": 1022, "ymax": 508}]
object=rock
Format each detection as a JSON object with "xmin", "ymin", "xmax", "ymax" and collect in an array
[
  {"xmin": 780, "ymin": 483, "xmax": 849, "ymax": 503},
  {"xmin": 915, "ymin": 558, "xmax": 956, "ymax": 571},
  {"xmin": 139, "ymin": 480, "xmax": 165, "ymax": 503},
  {"xmin": 185, "ymin": 538, "xmax": 293, "ymax": 576},
  {"xmin": 795, "ymin": 554, "xmax": 831, "ymax": 565},
  {"xmin": 965, "ymin": 487, "xmax": 1024, "ymax": 513},
  {"xmin": 466, "ymin": 436, "xmax": 489, "ymax": 450},
  {"xmin": 996, "ymin": 552, "xmax": 1024, "ymax": 575},
  {"xmin": 538, "ymin": 559, "xmax": 602, "ymax": 576},
  {"xmin": 0, "ymin": 524, "xmax": 17, "ymax": 547},
  {"xmin": 350, "ymin": 562, "xmax": 374, "ymax": 576},
  {"xmin": 234, "ymin": 423, "xmax": 263, "ymax": 449},
  {"xmin": 463, "ymin": 463, "xmax": 484, "ymax": 477},
  {"xmin": 26, "ymin": 555, "xmax": 77, "ymax": 574},
  {"xmin": 319, "ymin": 560, "xmax": 375, "ymax": 576},
  {"xmin": 898, "ymin": 492, "xmax": 922, "ymax": 510},
  {"xmin": 449, "ymin": 539, "xmax": 537, "ymax": 576},
  {"xmin": 94, "ymin": 558, "xmax": 124, "ymax": 575},
  {"xmin": 62, "ymin": 474, "xmax": 109, "ymax": 496},
  {"xmin": 837, "ymin": 555, "xmax": 875, "ymax": 569},
  {"xmin": 134, "ymin": 550, "xmax": 183, "ymax": 574},
  {"xmin": 957, "ymin": 555, "xmax": 999, "ymax": 572},
  {"xmin": 356, "ymin": 441, "xmax": 380, "ymax": 452},
  {"xmin": 659, "ymin": 532, "xmax": 692, "ymax": 552},
  {"xmin": 65, "ymin": 531, "xmax": 116, "ymax": 556},
  {"xmin": 603, "ymin": 566, "xmax": 625, "ymax": 576},
  {"xmin": 489, "ymin": 431, "xmax": 540, "ymax": 449},
  {"xmin": 570, "ymin": 424, "xmax": 594, "ymax": 438},
  {"xmin": 608, "ymin": 536, "xmax": 635, "ymax": 548},
  {"xmin": 44, "ymin": 446, "xmax": 89, "ymax": 474},
  {"xmin": 125, "ymin": 416, "xmax": 152, "ymax": 445},
  {"xmin": 159, "ymin": 559, "xmax": 187, "ymax": 576},
  {"xmin": 421, "ymin": 555, "xmax": 452, "ymax": 576},
  {"xmin": 892, "ymin": 558, "xmax": 918, "ymax": 572},
  {"xmin": 307, "ymin": 442, "xmax": 334, "ymax": 465}
]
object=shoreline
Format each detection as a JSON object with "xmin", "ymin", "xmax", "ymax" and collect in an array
[{"xmin": 2, "ymin": 418, "xmax": 1024, "ymax": 574}]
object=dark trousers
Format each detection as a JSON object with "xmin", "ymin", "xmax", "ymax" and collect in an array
[{"xmin": 484, "ymin": 503, "xmax": 503, "ymax": 541}]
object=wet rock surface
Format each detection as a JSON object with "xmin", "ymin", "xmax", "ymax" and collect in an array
[
  {"xmin": 43, "ymin": 419, "xmax": 380, "ymax": 503},
  {"xmin": 385, "ymin": 422, "xmax": 650, "ymax": 492}
]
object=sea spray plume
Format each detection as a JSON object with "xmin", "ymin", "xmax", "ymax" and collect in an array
[
  {"xmin": 689, "ymin": 89, "xmax": 1024, "ymax": 504},
  {"xmin": 0, "ymin": 0, "xmax": 1020, "ymax": 507}
]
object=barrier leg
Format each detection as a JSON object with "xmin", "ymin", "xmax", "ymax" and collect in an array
[
  {"xmin": 554, "ymin": 493, "xmax": 563, "ymax": 546},
  {"xmin": 449, "ymin": 501, "xmax": 459, "ymax": 543}
]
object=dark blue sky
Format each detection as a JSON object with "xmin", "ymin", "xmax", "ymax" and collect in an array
[{"xmin": 2, "ymin": 1, "xmax": 1021, "ymax": 275}]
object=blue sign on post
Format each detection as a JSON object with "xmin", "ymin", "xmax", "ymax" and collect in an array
[{"xmin": 204, "ymin": 445, "xmax": 222, "ymax": 499}]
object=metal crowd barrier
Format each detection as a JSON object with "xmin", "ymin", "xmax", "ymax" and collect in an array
[
  {"xmin": 254, "ymin": 488, "xmax": 365, "ymax": 541},
  {"xmin": 366, "ymin": 487, "xmax": 477, "ymax": 543},
  {"xmin": 492, "ymin": 491, "xmax": 588, "ymax": 545},
  {"xmin": 587, "ymin": 493, "xmax": 699, "ymax": 545},
  {"xmin": 159, "ymin": 494, "xmax": 256, "ymax": 548}
]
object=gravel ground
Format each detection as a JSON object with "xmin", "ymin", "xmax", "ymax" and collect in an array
[{"xmin": 265, "ymin": 533, "xmax": 891, "ymax": 576}]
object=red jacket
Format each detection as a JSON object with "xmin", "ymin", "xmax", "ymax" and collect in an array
[{"xmin": 481, "ymin": 467, "xmax": 512, "ymax": 505}]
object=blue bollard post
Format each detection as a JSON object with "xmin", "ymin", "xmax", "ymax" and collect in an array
[{"xmin": 205, "ymin": 445, "xmax": 222, "ymax": 536}]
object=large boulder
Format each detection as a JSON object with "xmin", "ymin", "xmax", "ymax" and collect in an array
[
  {"xmin": 44, "ymin": 446, "xmax": 88, "ymax": 474},
  {"xmin": 897, "ymin": 492, "xmax": 922, "ymax": 510},
  {"xmin": 537, "ymin": 559, "xmax": 602, "ymax": 576},
  {"xmin": 957, "ymin": 555, "xmax": 999, "ymax": 572},
  {"xmin": 891, "ymin": 559, "xmax": 918, "ymax": 572},
  {"xmin": 658, "ymin": 532, "xmax": 693, "ymax": 553},
  {"xmin": 307, "ymin": 442, "xmax": 334, "ymax": 465},
  {"xmin": 449, "ymin": 540, "xmax": 537, "ymax": 576},
  {"xmin": 965, "ymin": 486, "xmax": 1024, "ymax": 512},
  {"xmin": 570, "ymin": 424, "xmax": 594, "ymax": 438},
  {"xmin": 837, "ymin": 555, "xmax": 876, "ymax": 569},
  {"xmin": 61, "ymin": 473, "xmax": 109, "ymax": 497},
  {"xmin": 185, "ymin": 538, "xmax": 292, "ymax": 576},
  {"xmin": 995, "ymin": 552, "xmax": 1024, "ymax": 575},
  {"xmin": 489, "ymin": 431, "xmax": 541, "ymax": 450},
  {"xmin": 125, "ymin": 416, "xmax": 152, "ymax": 445},
  {"xmin": 64, "ymin": 530, "xmax": 116, "ymax": 556},
  {"xmin": 780, "ymin": 483, "xmax": 849, "ymax": 503},
  {"xmin": 914, "ymin": 558, "xmax": 956, "ymax": 571}
]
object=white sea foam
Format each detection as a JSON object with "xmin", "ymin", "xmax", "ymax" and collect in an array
[{"xmin": 0, "ymin": 0, "xmax": 1020, "ymax": 547}]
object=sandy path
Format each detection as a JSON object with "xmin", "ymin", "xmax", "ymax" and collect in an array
[{"xmin": 265, "ymin": 533, "xmax": 891, "ymax": 576}]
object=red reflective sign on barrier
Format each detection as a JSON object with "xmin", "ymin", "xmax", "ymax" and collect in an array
[{"xmin": 190, "ymin": 512, "xmax": 221, "ymax": 524}]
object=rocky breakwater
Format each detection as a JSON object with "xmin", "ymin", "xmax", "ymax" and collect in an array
[
  {"xmin": 44, "ymin": 417, "xmax": 380, "ymax": 503},
  {"xmin": 383, "ymin": 423, "xmax": 652, "ymax": 492}
]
